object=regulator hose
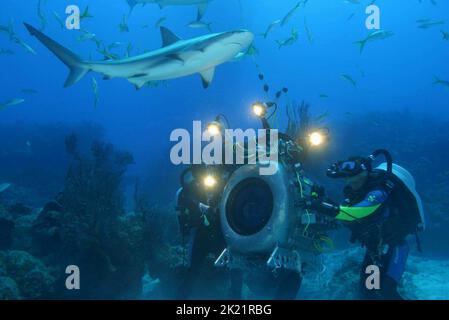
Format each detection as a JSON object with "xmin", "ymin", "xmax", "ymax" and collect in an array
[{"xmin": 369, "ymin": 149, "xmax": 393, "ymax": 174}]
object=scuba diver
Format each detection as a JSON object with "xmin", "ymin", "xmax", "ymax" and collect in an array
[
  {"xmin": 174, "ymin": 116, "xmax": 242, "ymax": 299},
  {"xmin": 299, "ymin": 149, "xmax": 425, "ymax": 300}
]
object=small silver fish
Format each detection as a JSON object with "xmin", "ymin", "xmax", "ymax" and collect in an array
[
  {"xmin": 187, "ymin": 20, "xmax": 212, "ymax": 32},
  {"xmin": 304, "ymin": 19, "xmax": 313, "ymax": 44},
  {"xmin": 78, "ymin": 30, "xmax": 97, "ymax": 42},
  {"xmin": 0, "ymin": 183, "xmax": 11, "ymax": 193},
  {"xmin": 315, "ymin": 111, "xmax": 329, "ymax": 122},
  {"xmin": 97, "ymin": 47, "xmax": 120, "ymax": 61},
  {"xmin": 12, "ymin": 36, "xmax": 36, "ymax": 55},
  {"xmin": 261, "ymin": 19, "xmax": 281, "ymax": 39},
  {"xmin": 276, "ymin": 28, "xmax": 298, "ymax": 49},
  {"xmin": 354, "ymin": 30, "xmax": 394, "ymax": 53},
  {"xmin": 108, "ymin": 42, "xmax": 124, "ymax": 50},
  {"xmin": 281, "ymin": 1, "xmax": 306, "ymax": 26},
  {"xmin": 0, "ymin": 98, "xmax": 25, "ymax": 110},
  {"xmin": 433, "ymin": 76, "xmax": 449, "ymax": 88},
  {"xmin": 52, "ymin": 11, "xmax": 65, "ymax": 29},
  {"xmin": 341, "ymin": 74, "xmax": 357, "ymax": 87},
  {"xmin": 37, "ymin": 0, "xmax": 47, "ymax": 31},
  {"xmin": 418, "ymin": 20, "xmax": 445, "ymax": 29}
]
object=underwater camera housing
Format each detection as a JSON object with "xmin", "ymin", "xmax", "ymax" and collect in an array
[{"xmin": 214, "ymin": 128, "xmax": 335, "ymax": 274}]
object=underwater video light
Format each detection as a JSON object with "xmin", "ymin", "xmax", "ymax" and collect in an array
[
  {"xmin": 207, "ymin": 121, "xmax": 222, "ymax": 137},
  {"xmin": 252, "ymin": 102, "xmax": 267, "ymax": 118},
  {"xmin": 309, "ymin": 131, "xmax": 324, "ymax": 146},
  {"xmin": 203, "ymin": 175, "xmax": 218, "ymax": 188},
  {"xmin": 308, "ymin": 129, "xmax": 329, "ymax": 147}
]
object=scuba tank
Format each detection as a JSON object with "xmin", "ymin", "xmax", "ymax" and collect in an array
[
  {"xmin": 366, "ymin": 150, "xmax": 426, "ymax": 252},
  {"xmin": 368, "ymin": 149, "xmax": 425, "ymax": 233}
]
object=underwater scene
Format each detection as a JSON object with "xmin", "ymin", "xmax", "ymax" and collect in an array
[{"xmin": 0, "ymin": 0, "xmax": 448, "ymax": 301}]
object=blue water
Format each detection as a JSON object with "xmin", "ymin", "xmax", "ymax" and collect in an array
[
  {"xmin": 1, "ymin": 0, "xmax": 448, "ymax": 299},
  {"xmin": 2, "ymin": 0, "xmax": 448, "ymax": 177}
]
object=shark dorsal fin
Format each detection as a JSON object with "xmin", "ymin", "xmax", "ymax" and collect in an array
[{"xmin": 160, "ymin": 27, "xmax": 181, "ymax": 47}]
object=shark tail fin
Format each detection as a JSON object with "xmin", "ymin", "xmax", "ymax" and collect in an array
[
  {"xmin": 24, "ymin": 23, "xmax": 89, "ymax": 87},
  {"xmin": 354, "ymin": 40, "xmax": 366, "ymax": 54}
]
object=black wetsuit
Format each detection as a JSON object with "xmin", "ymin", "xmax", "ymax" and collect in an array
[
  {"xmin": 175, "ymin": 166, "xmax": 241, "ymax": 299},
  {"xmin": 338, "ymin": 173, "xmax": 410, "ymax": 300}
]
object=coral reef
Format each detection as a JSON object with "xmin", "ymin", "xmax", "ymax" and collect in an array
[
  {"xmin": 39, "ymin": 137, "xmax": 144, "ymax": 299},
  {"xmin": 0, "ymin": 276, "xmax": 21, "ymax": 300},
  {"xmin": 0, "ymin": 217, "xmax": 14, "ymax": 250},
  {"xmin": 0, "ymin": 250, "xmax": 55, "ymax": 299},
  {"xmin": 0, "ymin": 111, "xmax": 448, "ymax": 299},
  {"xmin": 298, "ymin": 246, "xmax": 449, "ymax": 300},
  {"xmin": 0, "ymin": 123, "xmax": 104, "ymax": 205},
  {"xmin": 0, "ymin": 134, "xmax": 147, "ymax": 299}
]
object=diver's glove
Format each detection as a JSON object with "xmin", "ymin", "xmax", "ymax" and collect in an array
[
  {"xmin": 296, "ymin": 196, "xmax": 340, "ymax": 218},
  {"xmin": 199, "ymin": 202, "xmax": 211, "ymax": 215},
  {"xmin": 198, "ymin": 202, "xmax": 212, "ymax": 227}
]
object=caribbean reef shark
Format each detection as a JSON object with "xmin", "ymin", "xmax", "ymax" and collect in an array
[
  {"xmin": 24, "ymin": 23, "xmax": 254, "ymax": 89},
  {"xmin": 128, "ymin": 0, "xmax": 211, "ymax": 19}
]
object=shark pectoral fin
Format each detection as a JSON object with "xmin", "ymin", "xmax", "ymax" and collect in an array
[
  {"xmin": 199, "ymin": 67, "xmax": 215, "ymax": 89},
  {"xmin": 197, "ymin": 3, "xmax": 209, "ymax": 21},
  {"xmin": 128, "ymin": 77, "xmax": 148, "ymax": 90},
  {"xmin": 160, "ymin": 27, "xmax": 181, "ymax": 47}
]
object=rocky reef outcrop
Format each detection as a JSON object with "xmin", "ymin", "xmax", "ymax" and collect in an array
[{"xmin": 0, "ymin": 250, "xmax": 55, "ymax": 299}]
